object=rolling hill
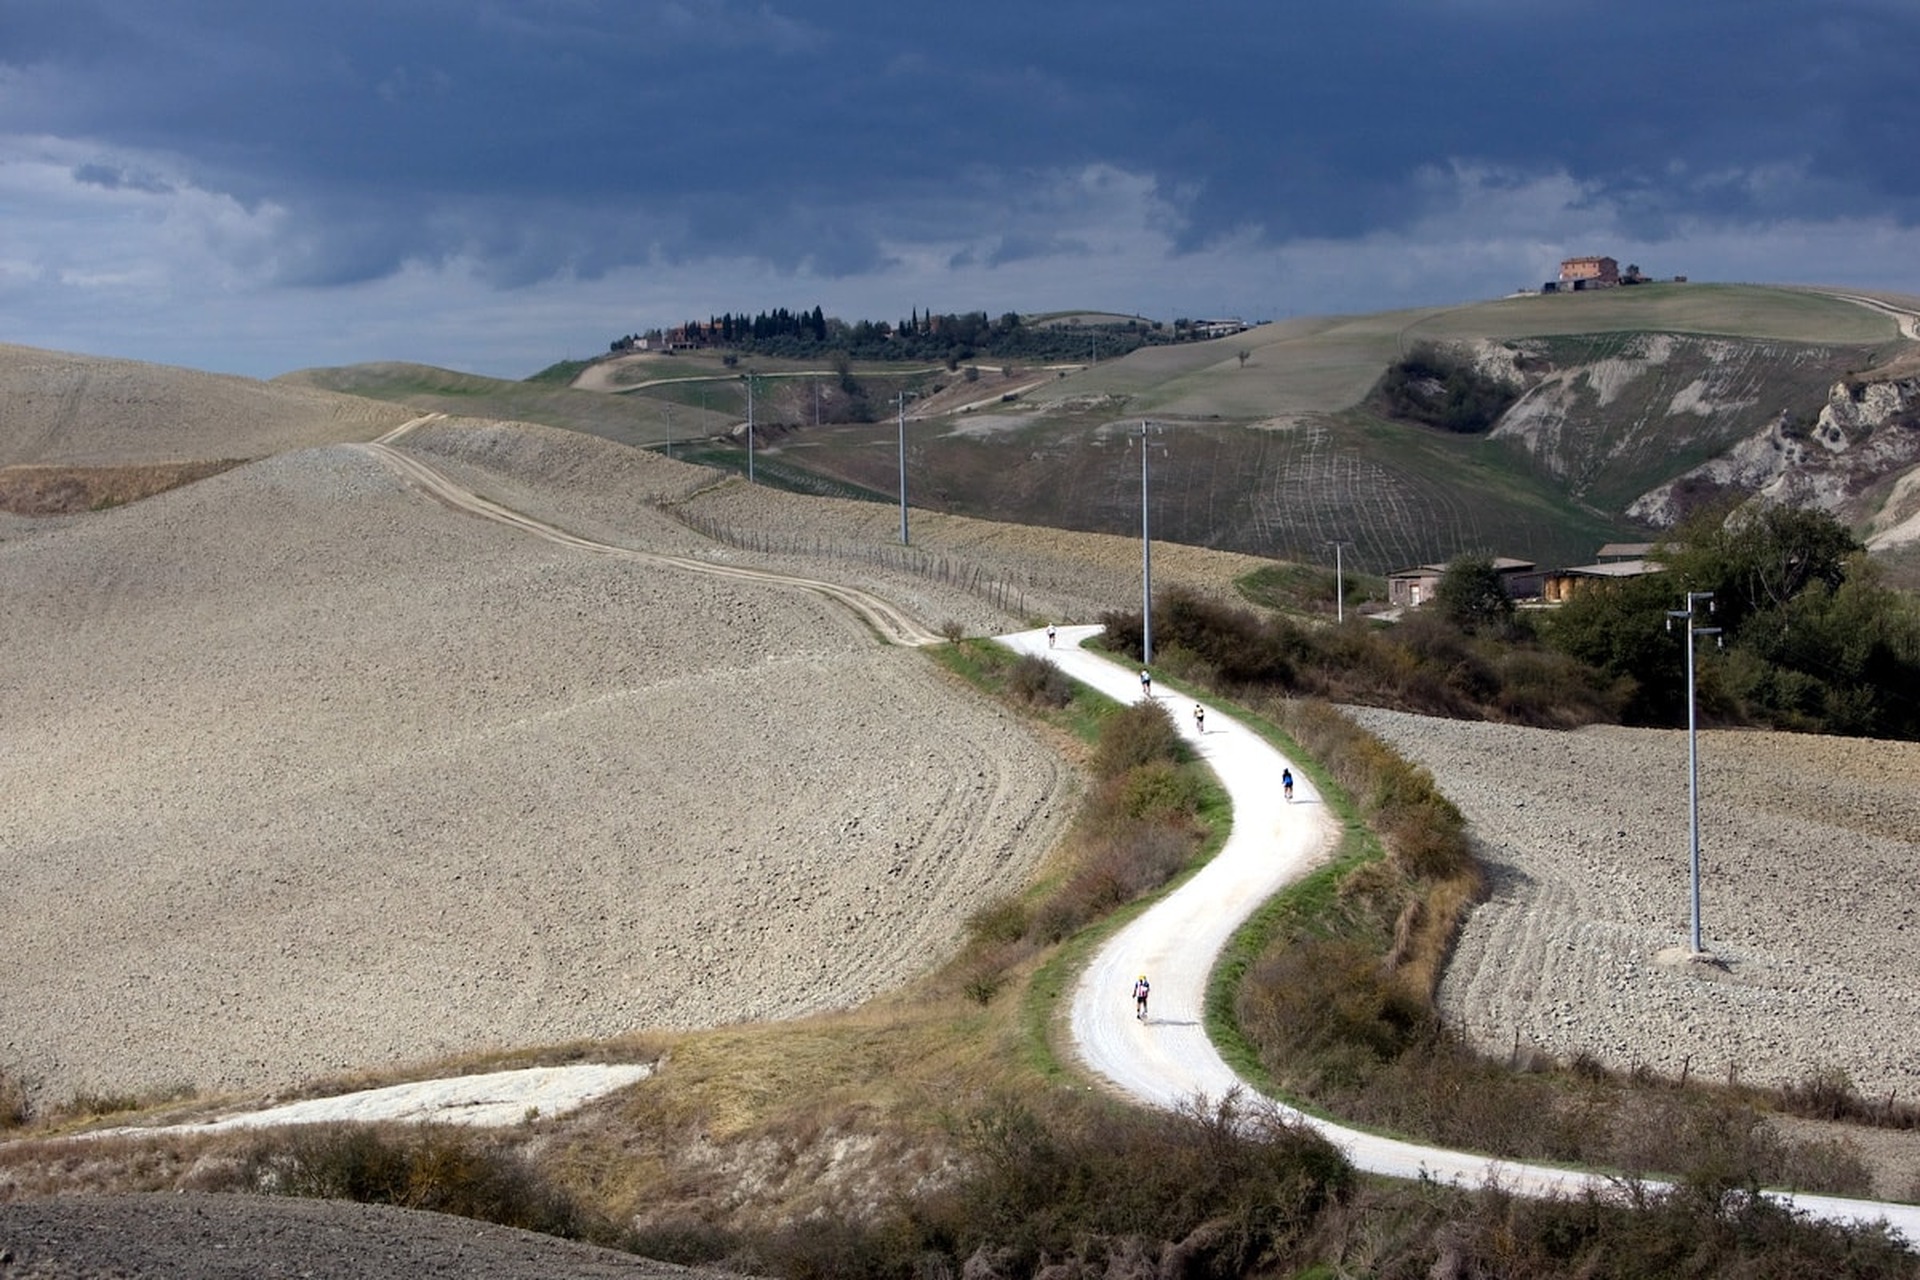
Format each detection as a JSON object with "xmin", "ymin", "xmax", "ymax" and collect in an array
[{"xmin": 284, "ymin": 285, "xmax": 1920, "ymax": 578}]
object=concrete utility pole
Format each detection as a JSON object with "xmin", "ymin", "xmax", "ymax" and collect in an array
[
  {"xmin": 1326, "ymin": 539, "xmax": 1352, "ymax": 623},
  {"xmin": 745, "ymin": 373, "xmax": 756, "ymax": 484},
  {"xmin": 1667, "ymin": 591, "xmax": 1721, "ymax": 954},
  {"xmin": 896, "ymin": 390, "xmax": 911, "ymax": 546},
  {"xmin": 1141, "ymin": 421, "xmax": 1155, "ymax": 665}
]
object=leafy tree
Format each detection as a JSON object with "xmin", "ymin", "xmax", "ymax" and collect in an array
[
  {"xmin": 1373, "ymin": 343, "xmax": 1519, "ymax": 434},
  {"xmin": 1435, "ymin": 555, "xmax": 1515, "ymax": 634},
  {"xmin": 1545, "ymin": 505, "xmax": 1920, "ymax": 735},
  {"xmin": 1661, "ymin": 503, "xmax": 1860, "ymax": 634},
  {"xmin": 1544, "ymin": 572, "xmax": 1693, "ymax": 724}
]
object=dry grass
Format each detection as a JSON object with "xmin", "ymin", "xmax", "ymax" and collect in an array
[{"xmin": 0, "ymin": 461, "xmax": 248, "ymax": 515}]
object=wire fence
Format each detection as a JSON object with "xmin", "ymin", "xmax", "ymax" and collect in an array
[{"xmin": 669, "ymin": 506, "xmax": 1038, "ymax": 616}]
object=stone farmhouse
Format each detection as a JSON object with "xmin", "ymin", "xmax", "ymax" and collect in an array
[
  {"xmin": 1540, "ymin": 255, "xmax": 1621, "ymax": 293},
  {"xmin": 1389, "ymin": 544, "xmax": 1665, "ymax": 610},
  {"xmin": 1387, "ymin": 558, "xmax": 1542, "ymax": 610}
]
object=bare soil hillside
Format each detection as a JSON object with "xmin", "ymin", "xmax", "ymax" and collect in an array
[
  {"xmin": 671, "ymin": 475, "xmax": 1274, "ymax": 630},
  {"xmin": 1346, "ymin": 710, "xmax": 1920, "ymax": 1101},
  {"xmin": 0, "ymin": 343, "xmax": 409, "ymax": 468},
  {"xmin": 0, "ymin": 432, "xmax": 1073, "ymax": 1107},
  {"xmin": 0, "ymin": 1194, "xmax": 728, "ymax": 1280}
]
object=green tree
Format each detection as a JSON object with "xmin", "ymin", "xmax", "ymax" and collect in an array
[
  {"xmin": 1542, "ymin": 572, "xmax": 1684, "ymax": 724},
  {"xmin": 1661, "ymin": 503, "xmax": 1859, "ymax": 633},
  {"xmin": 1435, "ymin": 554, "xmax": 1515, "ymax": 633}
]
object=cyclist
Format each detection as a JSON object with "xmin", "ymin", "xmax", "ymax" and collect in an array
[
  {"xmin": 1193, "ymin": 703, "xmax": 1205, "ymax": 734},
  {"xmin": 1132, "ymin": 974, "xmax": 1151, "ymax": 1021},
  {"xmin": 1282, "ymin": 768, "xmax": 1294, "ymax": 802}
]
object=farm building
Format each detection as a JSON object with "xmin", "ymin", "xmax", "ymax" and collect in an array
[
  {"xmin": 1388, "ymin": 558, "xmax": 1540, "ymax": 609},
  {"xmin": 1560, "ymin": 256, "xmax": 1620, "ymax": 286},
  {"xmin": 1542, "ymin": 552, "xmax": 1664, "ymax": 604}
]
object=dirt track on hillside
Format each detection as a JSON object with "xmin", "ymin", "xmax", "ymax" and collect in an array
[{"xmin": 0, "ymin": 425, "xmax": 1072, "ymax": 1107}]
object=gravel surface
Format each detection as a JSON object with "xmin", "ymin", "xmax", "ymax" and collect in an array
[
  {"xmin": 1344, "ymin": 709, "xmax": 1920, "ymax": 1100},
  {"xmin": 0, "ymin": 1193, "xmax": 729, "ymax": 1279},
  {"xmin": 0, "ymin": 437, "xmax": 1071, "ymax": 1107}
]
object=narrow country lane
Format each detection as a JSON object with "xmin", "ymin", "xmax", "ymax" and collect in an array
[
  {"xmin": 351, "ymin": 439, "xmax": 943, "ymax": 647},
  {"xmin": 1000, "ymin": 625, "xmax": 1920, "ymax": 1245}
]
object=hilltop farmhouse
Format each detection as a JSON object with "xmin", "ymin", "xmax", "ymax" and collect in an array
[
  {"xmin": 1540, "ymin": 256, "xmax": 1674, "ymax": 293},
  {"xmin": 1560, "ymin": 255, "xmax": 1621, "ymax": 287}
]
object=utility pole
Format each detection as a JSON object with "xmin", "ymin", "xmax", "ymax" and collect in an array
[
  {"xmin": 1667, "ymin": 591, "xmax": 1721, "ymax": 955},
  {"xmin": 1141, "ymin": 421, "xmax": 1155, "ymax": 665},
  {"xmin": 745, "ymin": 373, "xmax": 756, "ymax": 484},
  {"xmin": 664, "ymin": 403, "xmax": 674, "ymax": 460},
  {"xmin": 896, "ymin": 390, "xmax": 911, "ymax": 546},
  {"xmin": 1326, "ymin": 540, "xmax": 1352, "ymax": 623}
]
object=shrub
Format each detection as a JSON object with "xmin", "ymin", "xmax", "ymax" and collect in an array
[
  {"xmin": 1090, "ymin": 700, "xmax": 1182, "ymax": 778},
  {"xmin": 240, "ymin": 1123, "xmax": 598, "ymax": 1241},
  {"xmin": 0, "ymin": 1068, "xmax": 30, "ymax": 1129},
  {"xmin": 964, "ymin": 896, "xmax": 1029, "ymax": 946},
  {"xmin": 1120, "ymin": 762, "xmax": 1202, "ymax": 823},
  {"xmin": 949, "ymin": 1090, "xmax": 1350, "ymax": 1274},
  {"xmin": 1372, "ymin": 342, "xmax": 1519, "ymax": 434},
  {"xmin": 1004, "ymin": 653, "xmax": 1072, "ymax": 707}
]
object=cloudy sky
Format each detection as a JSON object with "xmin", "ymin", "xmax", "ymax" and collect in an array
[{"xmin": 4, "ymin": 0, "xmax": 1917, "ymax": 379}]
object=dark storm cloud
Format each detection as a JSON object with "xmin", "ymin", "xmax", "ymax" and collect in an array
[
  {"xmin": 10, "ymin": 0, "xmax": 1917, "ymax": 287},
  {"xmin": 5, "ymin": 0, "xmax": 1919, "ymax": 376}
]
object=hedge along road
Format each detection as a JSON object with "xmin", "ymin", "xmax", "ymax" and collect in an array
[{"xmin": 998, "ymin": 624, "xmax": 1920, "ymax": 1247}]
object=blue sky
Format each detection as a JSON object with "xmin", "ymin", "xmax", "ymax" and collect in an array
[{"xmin": 4, "ymin": 0, "xmax": 1917, "ymax": 379}]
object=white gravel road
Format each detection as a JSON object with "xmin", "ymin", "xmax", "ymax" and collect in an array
[{"xmin": 1001, "ymin": 628, "xmax": 1920, "ymax": 1245}]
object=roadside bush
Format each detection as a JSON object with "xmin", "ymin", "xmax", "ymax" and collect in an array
[
  {"xmin": 1449, "ymin": 1176, "xmax": 1915, "ymax": 1279},
  {"xmin": 1027, "ymin": 811, "xmax": 1201, "ymax": 946},
  {"xmin": 1781, "ymin": 1066, "xmax": 1920, "ymax": 1130},
  {"xmin": 239, "ymin": 1123, "xmax": 599, "ymax": 1241},
  {"xmin": 949, "ymin": 1090, "xmax": 1349, "ymax": 1274},
  {"xmin": 1090, "ymin": 700, "xmax": 1182, "ymax": 778},
  {"xmin": 0, "ymin": 1068, "xmax": 31, "ymax": 1129},
  {"xmin": 1101, "ymin": 587, "xmax": 1301, "ymax": 686},
  {"xmin": 1145, "ymin": 640, "xmax": 1219, "ymax": 688},
  {"xmin": 964, "ymin": 895, "xmax": 1029, "ymax": 946},
  {"xmin": 58, "ymin": 1090, "xmax": 144, "ymax": 1120},
  {"xmin": 1105, "ymin": 760, "xmax": 1203, "ymax": 824},
  {"xmin": 1003, "ymin": 652, "xmax": 1073, "ymax": 708}
]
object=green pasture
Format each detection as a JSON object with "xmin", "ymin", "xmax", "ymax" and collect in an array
[
  {"xmin": 1409, "ymin": 282, "xmax": 1901, "ymax": 346},
  {"xmin": 1030, "ymin": 285, "xmax": 1905, "ymax": 426}
]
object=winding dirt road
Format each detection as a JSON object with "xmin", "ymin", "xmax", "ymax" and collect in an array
[
  {"xmin": 1001, "ymin": 626, "xmax": 1920, "ymax": 1247},
  {"xmin": 353, "ymin": 436, "xmax": 942, "ymax": 648}
]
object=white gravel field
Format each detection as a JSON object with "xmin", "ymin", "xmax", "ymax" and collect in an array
[{"xmin": 1345, "ymin": 709, "xmax": 1920, "ymax": 1101}]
